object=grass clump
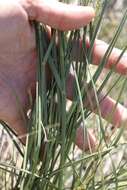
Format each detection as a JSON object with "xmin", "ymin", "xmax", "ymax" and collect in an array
[{"xmin": 1, "ymin": 0, "xmax": 127, "ymax": 189}]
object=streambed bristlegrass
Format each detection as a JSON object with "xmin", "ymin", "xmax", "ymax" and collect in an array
[{"xmin": 1, "ymin": 0, "xmax": 127, "ymax": 189}]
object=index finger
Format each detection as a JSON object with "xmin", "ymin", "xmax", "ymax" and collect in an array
[
  {"xmin": 21, "ymin": 0, "xmax": 95, "ymax": 31},
  {"xmin": 71, "ymin": 39, "xmax": 127, "ymax": 75},
  {"xmin": 92, "ymin": 40, "xmax": 127, "ymax": 75}
]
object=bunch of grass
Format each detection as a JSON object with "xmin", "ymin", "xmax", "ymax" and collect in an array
[{"xmin": 1, "ymin": 0, "xmax": 127, "ymax": 189}]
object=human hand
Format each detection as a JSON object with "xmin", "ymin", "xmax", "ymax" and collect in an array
[{"xmin": 0, "ymin": 0, "xmax": 127, "ymax": 150}]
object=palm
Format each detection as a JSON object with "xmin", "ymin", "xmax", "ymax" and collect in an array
[{"xmin": 0, "ymin": 1, "xmax": 36, "ymax": 137}]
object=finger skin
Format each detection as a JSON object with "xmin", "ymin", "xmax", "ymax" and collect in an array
[
  {"xmin": 66, "ymin": 74, "xmax": 127, "ymax": 128},
  {"xmin": 21, "ymin": 0, "xmax": 95, "ymax": 30},
  {"xmin": 92, "ymin": 40, "xmax": 127, "ymax": 75},
  {"xmin": 75, "ymin": 126, "xmax": 96, "ymax": 151},
  {"xmin": 98, "ymin": 94, "xmax": 127, "ymax": 127},
  {"xmin": 71, "ymin": 39, "xmax": 127, "ymax": 75}
]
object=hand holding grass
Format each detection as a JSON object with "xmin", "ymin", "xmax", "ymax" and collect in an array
[{"xmin": 0, "ymin": 0, "xmax": 127, "ymax": 150}]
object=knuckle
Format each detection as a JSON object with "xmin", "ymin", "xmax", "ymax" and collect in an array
[{"xmin": 22, "ymin": 0, "xmax": 39, "ymax": 20}]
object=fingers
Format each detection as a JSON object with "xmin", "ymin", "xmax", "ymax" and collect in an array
[
  {"xmin": 21, "ymin": 0, "xmax": 95, "ymax": 31},
  {"xmin": 91, "ymin": 40, "xmax": 127, "ymax": 75},
  {"xmin": 97, "ymin": 93, "xmax": 127, "ymax": 127},
  {"xmin": 75, "ymin": 126, "xmax": 97, "ymax": 151},
  {"xmin": 66, "ymin": 74, "xmax": 127, "ymax": 127},
  {"xmin": 71, "ymin": 39, "xmax": 127, "ymax": 75},
  {"xmin": 92, "ymin": 40, "xmax": 127, "ymax": 75}
]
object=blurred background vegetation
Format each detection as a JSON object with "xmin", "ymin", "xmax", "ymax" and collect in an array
[
  {"xmin": 100, "ymin": 0, "xmax": 127, "ymax": 49},
  {"xmin": 99, "ymin": 0, "xmax": 127, "ymax": 103}
]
